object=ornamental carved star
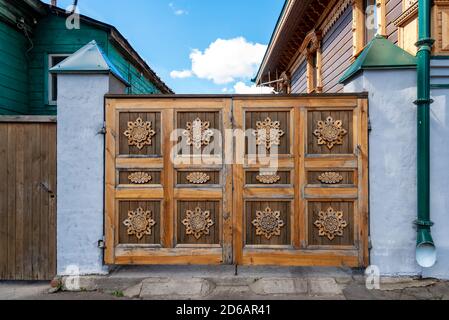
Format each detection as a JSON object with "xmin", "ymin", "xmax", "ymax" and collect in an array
[
  {"xmin": 252, "ymin": 207, "xmax": 285, "ymax": 240},
  {"xmin": 182, "ymin": 207, "xmax": 214, "ymax": 240},
  {"xmin": 124, "ymin": 117, "xmax": 156, "ymax": 150},
  {"xmin": 314, "ymin": 207, "xmax": 348, "ymax": 241},
  {"xmin": 183, "ymin": 118, "xmax": 214, "ymax": 150},
  {"xmin": 123, "ymin": 207, "xmax": 156, "ymax": 240},
  {"xmin": 313, "ymin": 116, "xmax": 347, "ymax": 149},
  {"xmin": 254, "ymin": 117, "xmax": 285, "ymax": 151}
]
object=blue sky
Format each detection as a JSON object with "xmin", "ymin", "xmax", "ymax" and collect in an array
[{"xmin": 44, "ymin": 0, "xmax": 284, "ymax": 93}]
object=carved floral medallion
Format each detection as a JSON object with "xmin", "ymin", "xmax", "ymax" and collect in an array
[
  {"xmin": 318, "ymin": 172, "xmax": 344, "ymax": 184},
  {"xmin": 186, "ymin": 172, "xmax": 211, "ymax": 184},
  {"xmin": 128, "ymin": 172, "xmax": 152, "ymax": 184},
  {"xmin": 314, "ymin": 207, "xmax": 348, "ymax": 241},
  {"xmin": 182, "ymin": 207, "xmax": 214, "ymax": 240},
  {"xmin": 124, "ymin": 117, "xmax": 156, "ymax": 150},
  {"xmin": 123, "ymin": 207, "xmax": 156, "ymax": 240},
  {"xmin": 252, "ymin": 207, "xmax": 285, "ymax": 240},
  {"xmin": 256, "ymin": 172, "xmax": 281, "ymax": 184},
  {"xmin": 254, "ymin": 117, "xmax": 285, "ymax": 151},
  {"xmin": 183, "ymin": 118, "xmax": 214, "ymax": 150},
  {"xmin": 313, "ymin": 116, "xmax": 347, "ymax": 149}
]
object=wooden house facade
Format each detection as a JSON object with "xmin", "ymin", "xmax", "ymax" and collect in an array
[
  {"xmin": 0, "ymin": 0, "xmax": 172, "ymax": 115},
  {"xmin": 256, "ymin": 0, "xmax": 449, "ymax": 94}
]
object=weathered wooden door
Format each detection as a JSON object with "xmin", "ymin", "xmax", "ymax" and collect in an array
[
  {"xmin": 105, "ymin": 95, "xmax": 368, "ymax": 267},
  {"xmin": 0, "ymin": 117, "xmax": 57, "ymax": 280},
  {"xmin": 105, "ymin": 98, "xmax": 233, "ymax": 264}
]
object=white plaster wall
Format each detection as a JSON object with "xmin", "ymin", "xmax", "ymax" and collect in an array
[
  {"xmin": 344, "ymin": 69, "xmax": 449, "ymax": 279},
  {"xmin": 57, "ymin": 74, "xmax": 109, "ymax": 275}
]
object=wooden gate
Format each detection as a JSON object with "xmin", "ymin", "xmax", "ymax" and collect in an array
[
  {"xmin": 0, "ymin": 117, "xmax": 57, "ymax": 280},
  {"xmin": 105, "ymin": 94, "xmax": 368, "ymax": 267}
]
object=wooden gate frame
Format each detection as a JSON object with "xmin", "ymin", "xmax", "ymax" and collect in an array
[{"xmin": 104, "ymin": 94, "xmax": 369, "ymax": 267}]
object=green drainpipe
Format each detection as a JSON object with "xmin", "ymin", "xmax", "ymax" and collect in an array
[{"xmin": 415, "ymin": 0, "xmax": 436, "ymax": 268}]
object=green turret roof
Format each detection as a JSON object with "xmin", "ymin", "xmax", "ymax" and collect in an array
[{"xmin": 339, "ymin": 35, "xmax": 417, "ymax": 83}]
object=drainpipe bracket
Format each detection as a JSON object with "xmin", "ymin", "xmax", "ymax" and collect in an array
[
  {"xmin": 415, "ymin": 219, "xmax": 434, "ymax": 228},
  {"xmin": 415, "ymin": 38, "xmax": 435, "ymax": 47},
  {"xmin": 414, "ymin": 98, "xmax": 434, "ymax": 105}
]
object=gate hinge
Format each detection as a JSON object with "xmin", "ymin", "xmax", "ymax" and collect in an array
[
  {"xmin": 368, "ymin": 118, "xmax": 372, "ymax": 132},
  {"xmin": 368, "ymin": 237, "xmax": 373, "ymax": 250},
  {"xmin": 97, "ymin": 122, "xmax": 107, "ymax": 135},
  {"xmin": 98, "ymin": 237, "xmax": 106, "ymax": 249}
]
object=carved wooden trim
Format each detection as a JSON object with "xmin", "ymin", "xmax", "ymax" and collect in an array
[
  {"xmin": 182, "ymin": 118, "xmax": 214, "ymax": 150},
  {"xmin": 318, "ymin": 172, "xmax": 344, "ymax": 184},
  {"xmin": 123, "ymin": 207, "xmax": 156, "ymax": 240},
  {"xmin": 124, "ymin": 117, "xmax": 156, "ymax": 150},
  {"xmin": 186, "ymin": 172, "xmax": 211, "ymax": 184},
  {"xmin": 394, "ymin": 1, "xmax": 418, "ymax": 27},
  {"xmin": 256, "ymin": 173, "xmax": 281, "ymax": 184},
  {"xmin": 321, "ymin": 0, "xmax": 354, "ymax": 36},
  {"xmin": 182, "ymin": 207, "xmax": 214, "ymax": 240},
  {"xmin": 313, "ymin": 116, "xmax": 348, "ymax": 149},
  {"xmin": 252, "ymin": 207, "xmax": 285, "ymax": 240},
  {"xmin": 128, "ymin": 172, "xmax": 152, "ymax": 184},
  {"xmin": 314, "ymin": 207, "xmax": 348, "ymax": 241},
  {"xmin": 254, "ymin": 117, "xmax": 285, "ymax": 151}
]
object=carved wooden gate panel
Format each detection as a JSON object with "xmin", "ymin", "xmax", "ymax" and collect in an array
[
  {"xmin": 233, "ymin": 97, "xmax": 369, "ymax": 267},
  {"xmin": 105, "ymin": 95, "xmax": 368, "ymax": 267},
  {"xmin": 105, "ymin": 98, "xmax": 232, "ymax": 265}
]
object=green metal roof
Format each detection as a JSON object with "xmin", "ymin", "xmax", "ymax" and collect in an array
[
  {"xmin": 49, "ymin": 40, "xmax": 130, "ymax": 86},
  {"xmin": 339, "ymin": 35, "xmax": 417, "ymax": 84}
]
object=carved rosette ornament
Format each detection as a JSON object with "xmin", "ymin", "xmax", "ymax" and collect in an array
[
  {"xmin": 252, "ymin": 207, "xmax": 285, "ymax": 240},
  {"xmin": 123, "ymin": 207, "xmax": 156, "ymax": 240},
  {"xmin": 314, "ymin": 207, "xmax": 348, "ymax": 241},
  {"xmin": 124, "ymin": 117, "xmax": 156, "ymax": 150},
  {"xmin": 256, "ymin": 172, "xmax": 281, "ymax": 184},
  {"xmin": 182, "ymin": 207, "xmax": 214, "ymax": 240},
  {"xmin": 318, "ymin": 172, "xmax": 344, "ymax": 184},
  {"xmin": 186, "ymin": 172, "xmax": 211, "ymax": 184},
  {"xmin": 313, "ymin": 116, "xmax": 347, "ymax": 149},
  {"xmin": 128, "ymin": 172, "xmax": 152, "ymax": 184},
  {"xmin": 183, "ymin": 118, "xmax": 214, "ymax": 150},
  {"xmin": 254, "ymin": 117, "xmax": 285, "ymax": 151}
]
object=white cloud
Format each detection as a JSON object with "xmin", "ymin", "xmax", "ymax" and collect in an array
[
  {"xmin": 169, "ymin": 2, "xmax": 188, "ymax": 15},
  {"xmin": 170, "ymin": 70, "xmax": 193, "ymax": 79},
  {"xmin": 171, "ymin": 37, "xmax": 267, "ymax": 85},
  {"xmin": 233, "ymin": 82, "xmax": 274, "ymax": 94}
]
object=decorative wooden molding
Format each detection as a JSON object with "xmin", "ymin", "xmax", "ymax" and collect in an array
[
  {"xmin": 123, "ymin": 207, "xmax": 156, "ymax": 240},
  {"xmin": 124, "ymin": 117, "xmax": 156, "ymax": 150},
  {"xmin": 186, "ymin": 172, "xmax": 211, "ymax": 184},
  {"xmin": 318, "ymin": 172, "xmax": 344, "ymax": 184},
  {"xmin": 128, "ymin": 172, "xmax": 152, "ymax": 184},
  {"xmin": 313, "ymin": 116, "xmax": 348, "ymax": 149},
  {"xmin": 256, "ymin": 172, "xmax": 281, "ymax": 184},
  {"xmin": 183, "ymin": 118, "xmax": 214, "ymax": 150},
  {"xmin": 403, "ymin": 0, "xmax": 417, "ymax": 11},
  {"xmin": 352, "ymin": 0, "xmax": 365, "ymax": 56},
  {"xmin": 182, "ymin": 207, "xmax": 214, "ymax": 240},
  {"xmin": 254, "ymin": 117, "xmax": 285, "ymax": 151},
  {"xmin": 252, "ymin": 207, "xmax": 285, "ymax": 240},
  {"xmin": 314, "ymin": 207, "xmax": 348, "ymax": 241},
  {"xmin": 394, "ymin": 1, "xmax": 418, "ymax": 27},
  {"xmin": 321, "ymin": 0, "xmax": 354, "ymax": 36}
]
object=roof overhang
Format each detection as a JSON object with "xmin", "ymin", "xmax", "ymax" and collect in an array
[{"xmin": 255, "ymin": 0, "xmax": 333, "ymax": 85}]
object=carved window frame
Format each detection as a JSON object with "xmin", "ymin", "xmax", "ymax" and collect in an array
[{"xmin": 353, "ymin": 0, "xmax": 386, "ymax": 56}]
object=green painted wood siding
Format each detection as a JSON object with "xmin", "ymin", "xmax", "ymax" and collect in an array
[
  {"xmin": 0, "ymin": 14, "xmax": 162, "ymax": 115},
  {"xmin": 0, "ymin": 22, "xmax": 29, "ymax": 115}
]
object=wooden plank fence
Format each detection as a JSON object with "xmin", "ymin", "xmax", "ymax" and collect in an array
[{"xmin": 0, "ymin": 116, "xmax": 57, "ymax": 280}]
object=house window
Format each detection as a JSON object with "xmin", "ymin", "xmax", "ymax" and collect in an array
[
  {"xmin": 307, "ymin": 49, "xmax": 321, "ymax": 93},
  {"xmin": 353, "ymin": 0, "xmax": 386, "ymax": 54},
  {"xmin": 48, "ymin": 54, "xmax": 69, "ymax": 104}
]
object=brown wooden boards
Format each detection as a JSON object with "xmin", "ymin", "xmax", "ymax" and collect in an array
[
  {"xmin": 0, "ymin": 120, "xmax": 56, "ymax": 280},
  {"xmin": 105, "ymin": 95, "xmax": 369, "ymax": 267}
]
